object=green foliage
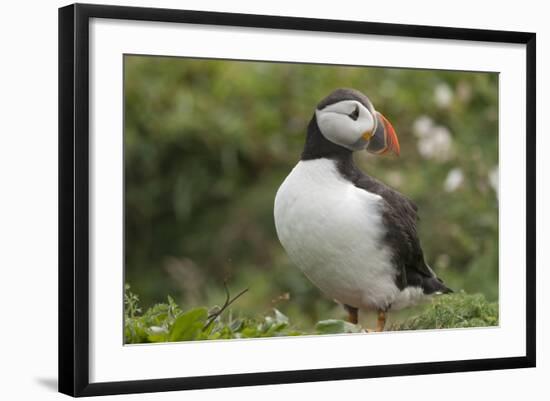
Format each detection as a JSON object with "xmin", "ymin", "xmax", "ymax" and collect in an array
[
  {"xmin": 124, "ymin": 286, "xmax": 183, "ymax": 343},
  {"xmin": 392, "ymin": 292, "xmax": 499, "ymax": 330},
  {"xmin": 124, "ymin": 55, "xmax": 499, "ymax": 324},
  {"xmin": 169, "ymin": 308, "xmax": 208, "ymax": 341},
  {"xmin": 124, "ymin": 286, "xmax": 498, "ymax": 344},
  {"xmin": 124, "ymin": 285, "xmax": 305, "ymax": 343},
  {"xmin": 315, "ymin": 319, "xmax": 362, "ymax": 335}
]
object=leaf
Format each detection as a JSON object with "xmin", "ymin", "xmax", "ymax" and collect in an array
[
  {"xmin": 229, "ymin": 319, "xmax": 243, "ymax": 332},
  {"xmin": 169, "ymin": 307, "xmax": 208, "ymax": 341},
  {"xmin": 273, "ymin": 308, "xmax": 289, "ymax": 324},
  {"xmin": 240, "ymin": 326, "xmax": 260, "ymax": 338},
  {"xmin": 146, "ymin": 325, "xmax": 169, "ymax": 342},
  {"xmin": 315, "ymin": 319, "xmax": 361, "ymax": 334}
]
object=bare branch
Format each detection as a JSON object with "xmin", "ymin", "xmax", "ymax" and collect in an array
[{"xmin": 203, "ymin": 281, "xmax": 249, "ymax": 330}]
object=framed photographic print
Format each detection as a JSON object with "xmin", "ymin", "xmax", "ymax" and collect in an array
[{"xmin": 58, "ymin": 3, "xmax": 536, "ymax": 397}]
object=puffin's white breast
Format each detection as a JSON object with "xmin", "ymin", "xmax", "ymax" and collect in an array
[{"xmin": 274, "ymin": 159, "xmax": 401, "ymax": 311}]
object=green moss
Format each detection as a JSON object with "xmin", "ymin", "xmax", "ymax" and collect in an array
[{"xmin": 391, "ymin": 292, "xmax": 498, "ymax": 331}]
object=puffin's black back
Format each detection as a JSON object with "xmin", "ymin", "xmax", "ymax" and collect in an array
[{"xmin": 336, "ymin": 156, "xmax": 452, "ymax": 295}]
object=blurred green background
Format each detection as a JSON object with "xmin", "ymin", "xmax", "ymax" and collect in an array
[{"xmin": 124, "ymin": 55, "xmax": 498, "ymax": 329}]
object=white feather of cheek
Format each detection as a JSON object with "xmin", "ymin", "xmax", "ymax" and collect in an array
[
  {"xmin": 316, "ymin": 110, "xmax": 375, "ymax": 149},
  {"xmin": 316, "ymin": 113, "xmax": 358, "ymax": 148},
  {"xmin": 356, "ymin": 112, "xmax": 375, "ymax": 137}
]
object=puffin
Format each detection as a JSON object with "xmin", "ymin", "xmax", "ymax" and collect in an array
[{"xmin": 274, "ymin": 88, "xmax": 452, "ymax": 332}]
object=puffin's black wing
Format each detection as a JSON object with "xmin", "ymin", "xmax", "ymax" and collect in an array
[{"xmin": 337, "ymin": 158, "xmax": 452, "ymax": 294}]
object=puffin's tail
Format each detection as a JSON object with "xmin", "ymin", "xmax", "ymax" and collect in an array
[
  {"xmin": 421, "ymin": 275, "xmax": 453, "ymax": 295},
  {"xmin": 420, "ymin": 262, "xmax": 453, "ymax": 295}
]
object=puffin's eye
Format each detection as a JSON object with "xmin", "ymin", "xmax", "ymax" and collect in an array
[{"xmin": 348, "ymin": 105, "xmax": 359, "ymax": 121}]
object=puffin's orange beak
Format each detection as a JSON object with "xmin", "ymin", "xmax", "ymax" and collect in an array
[
  {"xmin": 379, "ymin": 113, "xmax": 400, "ymax": 156},
  {"xmin": 366, "ymin": 112, "xmax": 400, "ymax": 156}
]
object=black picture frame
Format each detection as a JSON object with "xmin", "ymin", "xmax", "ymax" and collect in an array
[{"xmin": 58, "ymin": 3, "xmax": 536, "ymax": 397}]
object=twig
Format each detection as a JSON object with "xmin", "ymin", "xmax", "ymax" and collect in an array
[{"xmin": 203, "ymin": 281, "xmax": 249, "ymax": 330}]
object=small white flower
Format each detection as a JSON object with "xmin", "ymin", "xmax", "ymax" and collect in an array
[
  {"xmin": 149, "ymin": 326, "xmax": 167, "ymax": 334},
  {"xmin": 488, "ymin": 166, "xmax": 499, "ymax": 199},
  {"xmin": 444, "ymin": 168, "xmax": 464, "ymax": 192},
  {"xmin": 417, "ymin": 126, "xmax": 453, "ymax": 162},
  {"xmin": 434, "ymin": 83, "xmax": 454, "ymax": 108},
  {"xmin": 413, "ymin": 115, "xmax": 434, "ymax": 138}
]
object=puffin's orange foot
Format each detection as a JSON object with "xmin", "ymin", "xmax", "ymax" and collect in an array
[
  {"xmin": 362, "ymin": 310, "xmax": 387, "ymax": 333},
  {"xmin": 376, "ymin": 310, "xmax": 386, "ymax": 332}
]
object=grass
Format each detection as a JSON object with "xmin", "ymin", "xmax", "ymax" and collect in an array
[
  {"xmin": 390, "ymin": 292, "xmax": 499, "ymax": 330},
  {"xmin": 124, "ymin": 285, "xmax": 499, "ymax": 344}
]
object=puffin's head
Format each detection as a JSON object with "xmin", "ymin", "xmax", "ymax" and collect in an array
[{"xmin": 306, "ymin": 88, "xmax": 400, "ymax": 158}]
